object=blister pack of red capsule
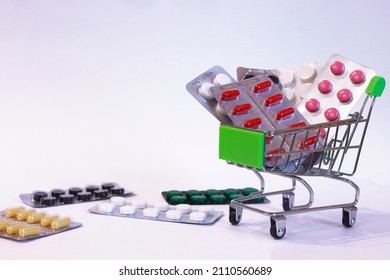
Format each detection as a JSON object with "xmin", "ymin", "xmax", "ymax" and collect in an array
[
  {"xmin": 210, "ymin": 75, "xmax": 323, "ymax": 165},
  {"xmin": 298, "ymin": 54, "xmax": 376, "ymax": 124},
  {"xmin": 0, "ymin": 206, "xmax": 82, "ymax": 241},
  {"xmin": 236, "ymin": 62, "xmax": 322, "ymax": 106},
  {"xmin": 19, "ymin": 182, "xmax": 132, "ymax": 208},
  {"xmin": 88, "ymin": 197, "xmax": 224, "ymax": 225},
  {"xmin": 186, "ymin": 65, "xmax": 236, "ymax": 124}
]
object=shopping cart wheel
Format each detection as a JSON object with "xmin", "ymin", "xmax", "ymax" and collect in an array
[
  {"xmin": 282, "ymin": 191, "xmax": 295, "ymax": 211},
  {"xmin": 229, "ymin": 206, "xmax": 242, "ymax": 225},
  {"xmin": 342, "ymin": 206, "xmax": 357, "ymax": 228},
  {"xmin": 270, "ymin": 216, "xmax": 287, "ymax": 239}
]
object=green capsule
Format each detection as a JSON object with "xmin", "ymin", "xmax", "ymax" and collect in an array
[
  {"xmin": 242, "ymin": 187, "xmax": 259, "ymax": 196},
  {"xmin": 210, "ymin": 194, "xmax": 227, "ymax": 204},
  {"xmin": 190, "ymin": 195, "xmax": 207, "ymax": 205},
  {"xmin": 185, "ymin": 190, "xmax": 203, "ymax": 199},
  {"xmin": 169, "ymin": 195, "xmax": 188, "ymax": 205},
  {"xmin": 205, "ymin": 189, "xmax": 221, "ymax": 198}
]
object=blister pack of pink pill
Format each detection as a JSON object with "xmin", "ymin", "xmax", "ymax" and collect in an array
[
  {"xmin": 89, "ymin": 197, "xmax": 224, "ymax": 225},
  {"xmin": 0, "ymin": 206, "xmax": 82, "ymax": 241},
  {"xmin": 298, "ymin": 54, "xmax": 376, "ymax": 124}
]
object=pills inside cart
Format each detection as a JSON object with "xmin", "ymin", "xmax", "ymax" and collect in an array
[
  {"xmin": 162, "ymin": 187, "xmax": 267, "ymax": 205},
  {"xmin": 88, "ymin": 200, "xmax": 224, "ymax": 225},
  {"xmin": 0, "ymin": 206, "xmax": 82, "ymax": 241},
  {"xmin": 19, "ymin": 182, "xmax": 131, "ymax": 208}
]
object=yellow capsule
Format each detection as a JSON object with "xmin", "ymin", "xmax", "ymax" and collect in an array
[
  {"xmin": 0, "ymin": 219, "xmax": 15, "ymax": 231},
  {"xmin": 27, "ymin": 212, "xmax": 47, "ymax": 224},
  {"xmin": 51, "ymin": 217, "xmax": 71, "ymax": 230},
  {"xmin": 40, "ymin": 215, "xmax": 60, "ymax": 227},
  {"xmin": 16, "ymin": 209, "xmax": 36, "ymax": 221},
  {"xmin": 4, "ymin": 206, "xmax": 25, "ymax": 218},
  {"xmin": 18, "ymin": 225, "xmax": 41, "ymax": 237},
  {"xmin": 6, "ymin": 222, "xmax": 27, "ymax": 235}
]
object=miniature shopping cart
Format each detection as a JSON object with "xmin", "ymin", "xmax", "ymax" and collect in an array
[{"xmin": 219, "ymin": 76, "xmax": 385, "ymax": 239}]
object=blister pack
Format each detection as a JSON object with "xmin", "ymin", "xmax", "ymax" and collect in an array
[
  {"xmin": 19, "ymin": 182, "xmax": 131, "ymax": 208},
  {"xmin": 298, "ymin": 54, "xmax": 376, "ymax": 124},
  {"xmin": 161, "ymin": 187, "xmax": 269, "ymax": 205},
  {"xmin": 89, "ymin": 197, "xmax": 223, "ymax": 225},
  {"xmin": 186, "ymin": 66, "xmax": 236, "ymax": 124},
  {"xmin": 236, "ymin": 62, "xmax": 322, "ymax": 106},
  {"xmin": 0, "ymin": 206, "xmax": 81, "ymax": 241},
  {"xmin": 210, "ymin": 75, "xmax": 323, "ymax": 165}
]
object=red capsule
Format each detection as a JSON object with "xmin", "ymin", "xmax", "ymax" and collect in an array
[
  {"xmin": 288, "ymin": 122, "xmax": 307, "ymax": 129},
  {"xmin": 263, "ymin": 93, "xmax": 283, "ymax": 107},
  {"xmin": 265, "ymin": 148, "xmax": 286, "ymax": 161},
  {"xmin": 299, "ymin": 136, "xmax": 318, "ymax": 149},
  {"xmin": 252, "ymin": 81, "xmax": 272, "ymax": 93},
  {"xmin": 275, "ymin": 107, "xmax": 295, "ymax": 120},
  {"xmin": 265, "ymin": 136, "xmax": 274, "ymax": 144},
  {"xmin": 220, "ymin": 89, "xmax": 240, "ymax": 101},
  {"xmin": 243, "ymin": 118, "xmax": 262, "ymax": 128},
  {"xmin": 231, "ymin": 103, "xmax": 251, "ymax": 115}
]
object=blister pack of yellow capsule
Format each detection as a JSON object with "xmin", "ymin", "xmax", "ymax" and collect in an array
[{"xmin": 0, "ymin": 206, "xmax": 82, "ymax": 241}]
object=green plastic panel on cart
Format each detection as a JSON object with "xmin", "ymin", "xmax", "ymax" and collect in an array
[
  {"xmin": 219, "ymin": 125, "xmax": 265, "ymax": 169},
  {"xmin": 366, "ymin": 76, "xmax": 385, "ymax": 97}
]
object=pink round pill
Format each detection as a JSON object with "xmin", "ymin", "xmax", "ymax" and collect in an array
[
  {"xmin": 337, "ymin": 88, "xmax": 352, "ymax": 103},
  {"xmin": 324, "ymin": 108, "xmax": 340, "ymax": 121},
  {"xmin": 330, "ymin": 61, "xmax": 345, "ymax": 76},
  {"xmin": 317, "ymin": 80, "xmax": 333, "ymax": 94},
  {"xmin": 349, "ymin": 70, "xmax": 365, "ymax": 84},
  {"xmin": 305, "ymin": 98, "xmax": 320, "ymax": 113}
]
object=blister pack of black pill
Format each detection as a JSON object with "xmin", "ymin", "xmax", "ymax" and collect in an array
[
  {"xmin": 161, "ymin": 187, "xmax": 269, "ymax": 205},
  {"xmin": 88, "ymin": 197, "xmax": 224, "ymax": 225},
  {"xmin": 0, "ymin": 206, "xmax": 82, "ymax": 241},
  {"xmin": 19, "ymin": 182, "xmax": 132, "ymax": 208}
]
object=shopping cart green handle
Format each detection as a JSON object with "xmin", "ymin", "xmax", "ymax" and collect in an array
[{"xmin": 219, "ymin": 76, "xmax": 386, "ymax": 170}]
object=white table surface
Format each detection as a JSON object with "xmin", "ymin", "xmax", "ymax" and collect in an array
[{"xmin": 0, "ymin": 0, "xmax": 390, "ymax": 260}]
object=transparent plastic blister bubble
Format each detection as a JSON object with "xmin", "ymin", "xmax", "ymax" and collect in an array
[
  {"xmin": 88, "ymin": 197, "xmax": 224, "ymax": 225},
  {"xmin": 298, "ymin": 54, "xmax": 376, "ymax": 124},
  {"xmin": 0, "ymin": 206, "xmax": 82, "ymax": 241},
  {"xmin": 19, "ymin": 182, "xmax": 132, "ymax": 208},
  {"xmin": 161, "ymin": 187, "xmax": 270, "ymax": 205},
  {"xmin": 236, "ymin": 62, "xmax": 322, "ymax": 106},
  {"xmin": 185, "ymin": 65, "xmax": 236, "ymax": 124}
]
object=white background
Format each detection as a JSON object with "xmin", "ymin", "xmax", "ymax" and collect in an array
[{"xmin": 0, "ymin": 0, "xmax": 390, "ymax": 260}]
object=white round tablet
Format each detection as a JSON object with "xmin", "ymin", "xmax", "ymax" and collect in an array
[
  {"xmin": 110, "ymin": 196, "xmax": 126, "ymax": 207},
  {"xmin": 142, "ymin": 208, "xmax": 160, "ymax": 218},
  {"xmin": 298, "ymin": 65, "xmax": 316, "ymax": 83},
  {"xmin": 189, "ymin": 211, "xmax": 207, "ymax": 222},
  {"xmin": 120, "ymin": 205, "xmax": 136, "ymax": 215},
  {"xmin": 154, "ymin": 202, "xmax": 169, "ymax": 212},
  {"xmin": 98, "ymin": 202, "xmax": 114, "ymax": 213},
  {"xmin": 199, "ymin": 206, "xmax": 215, "ymax": 216},
  {"xmin": 279, "ymin": 70, "xmax": 295, "ymax": 88},
  {"xmin": 133, "ymin": 201, "xmax": 147, "ymax": 209},
  {"xmin": 165, "ymin": 210, "xmax": 182, "ymax": 220},
  {"xmin": 198, "ymin": 82, "xmax": 214, "ymax": 100},
  {"xmin": 176, "ymin": 204, "xmax": 192, "ymax": 214},
  {"xmin": 213, "ymin": 73, "xmax": 232, "ymax": 85}
]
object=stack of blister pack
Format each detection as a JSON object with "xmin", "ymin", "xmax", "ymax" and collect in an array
[{"xmin": 186, "ymin": 54, "xmax": 376, "ymax": 169}]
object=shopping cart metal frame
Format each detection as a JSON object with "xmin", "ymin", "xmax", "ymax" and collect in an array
[{"xmin": 221, "ymin": 76, "xmax": 385, "ymax": 239}]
